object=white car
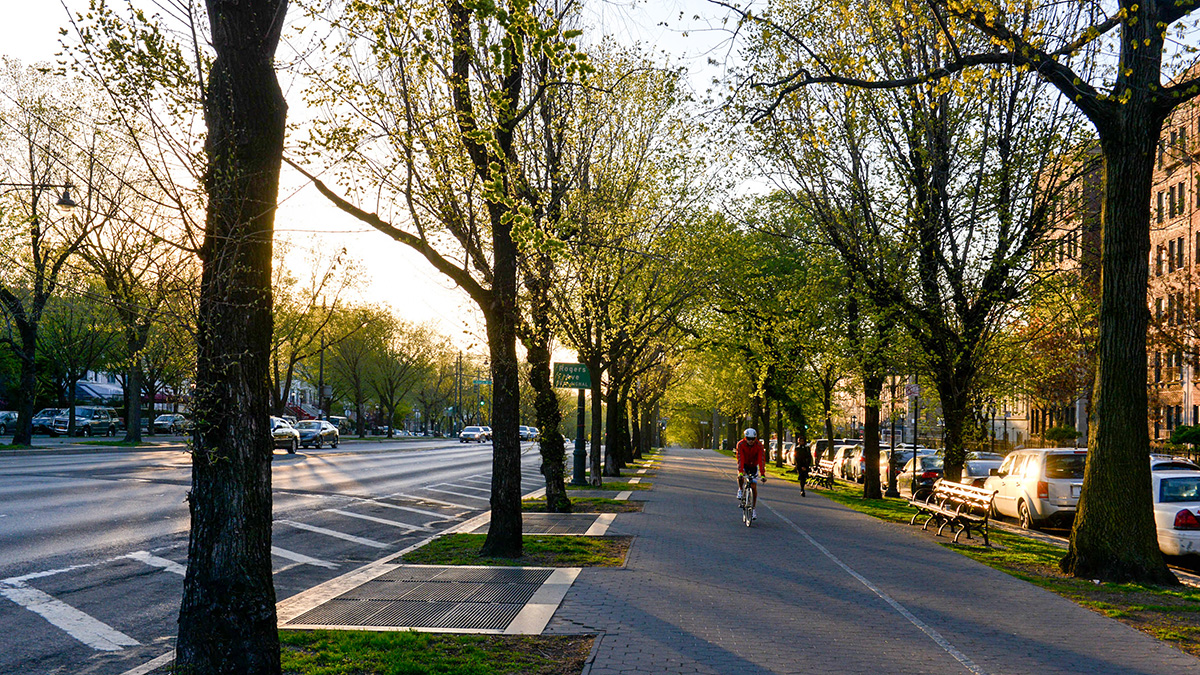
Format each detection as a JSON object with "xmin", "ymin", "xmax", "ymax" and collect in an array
[
  {"xmin": 1154, "ymin": 470, "xmax": 1200, "ymax": 556},
  {"xmin": 519, "ymin": 425, "xmax": 535, "ymax": 440},
  {"xmin": 459, "ymin": 426, "xmax": 487, "ymax": 442},
  {"xmin": 985, "ymin": 448, "xmax": 1086, "ymax": 529}
]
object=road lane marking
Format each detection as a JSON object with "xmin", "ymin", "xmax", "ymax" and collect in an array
[
  {"xmin": 125, "ymin": 551, "xmax": 186, "ymax": 576},
  {"xmin": 614, "ymin": 491, "xmax": 632, "ymax": 500},
  {"xmin": 328, "ymin": 509, "xmax": 431, "ymax": 532},
  {"xmin": 461, "ymin": 476, "xmax": 493, "ymax": 485},
  {"xmin": 424, "ymin": 487, "xmax": 490, "ymax": 501},
  {"xmin": 766, "ymin": 504, "xmax": 987, "ymax": 675},
  {"xmin": 118, "ymin": 650, "xmax": 173, "ymax": 675},
  {"xmin": 431, "ymin": 482, "xmax": 490, "ymax": 494},
  {"xmin": 276, "ymin": 520, "xmax": 389, "ymax": 549},
  {"xmin": 388, "ymin": 492, "xmax": 474, "ymax": 510},
  {"xmin": 0, "ymin": 580, "xmax": 140, "ymax": 651},
  {"xmin": 585, "ymin": 513, "xmax": 616, "ymax": 536},
  {"xmin": 628, "ymin": 477, "xmax": 641, "ymax": 484},
  {"xmin": 360, "ymin": 500, "xmax": 460, "ymax": 519},
  {"xmin": 272, "ymin": 546, "xmax": 339, "ymax": 569}
]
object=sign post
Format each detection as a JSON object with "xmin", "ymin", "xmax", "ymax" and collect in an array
[{"xmin": 554, "ymin": 363, "xmax": 592, "ymax": 485}]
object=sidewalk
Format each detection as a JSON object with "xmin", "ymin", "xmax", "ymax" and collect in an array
[{"xmin": 545, "ymin": 447, "xmax": 1200, "ymax": 675}]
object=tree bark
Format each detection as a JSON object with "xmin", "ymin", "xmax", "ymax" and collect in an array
[
  {"xmin": 862, "ymin": 373, "xmax": 884, "ymax": 499},
  {"xmin": 176, "ymin": 1, "xmax": 288, "ymax": 673},
  {"xmin": 1061, "ymin": 110, "xmax": 1176, "ymax": 584},
  {"xmin": 603, "ymin": 380, "xmax": 622, "ymax": 476},
  {"xmin": 588, "ymin": 364, "xmax": 603, "ymax": 486},
  {"xmin": 521, "ymin": 330, "xmax": 570, "ymax": 513},
  {"xmin": 124, "ymin": 360, "xmax": 143, "ymax": 443},
  {"xmin": 11, "ymin": 318, "xmax": 38, "ymax": 446}
]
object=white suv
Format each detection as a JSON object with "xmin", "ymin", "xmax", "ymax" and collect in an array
[{"xmin": 985, "ymin": 448, "xmax": 1086, "ymax": 529}]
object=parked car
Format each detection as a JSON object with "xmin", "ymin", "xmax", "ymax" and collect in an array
[
  {"xmin": 295, "ymin": 419, "xmax": 340, "ymax": 449},
  {"xmin": 810, "ymin": 438, "xmax": 853, "ymax": 464},
  {"xmin": 460, "ymin": 426, "xmax": 487, "ymax": 442},
  {"xmin": 0, "ymin": 411, "xmax": 16, "ymax": 434},
  {"xmin": 832, "ymin": 444, "xmax": 862, "ymax": 481},
  {"xmin": 152, "ymin": 413, "xmax": 189, "ymax": 434},
  {"xmin": 1151, "ymin": 454, "xmax": 1200, "ymax": 472},
  {"xmin": 481, "ymin": 426, "xmax": 493, "ymax": 441},
  {"xmin": 1154, "ymin": 470, "xmax": 1200, "ymax": 556},
  {"xmin": 32, "ymin": 408, "xmax": 63, "ymax": 434},
  {"xmin": 271, "ymin": 416, "xmax": 300, "ymax": 453},
  {"xmin": 879, "ymin": 445, "xmax": 933, "ymax": 484},
  {"xmin": 781, "ymin": 441, "xmax": 796, "ymax": 466},
  {"xmin": 985, "ymin": 448, "xmax": 1086, "ymax": 530},
  {"xmin": 519, "ymin": 425, "xmax": 535, "ymax": 440},
  {"xmin": 896, "ymin": 454, "xmax": 945, "ymax": 499},
  {"xmin": 527, "ymin": 426, "xmax": 539, "ymax": 440},
  {"xmin": 51, "ymin": 406, "xmax": 118, "ymax": 437},
  {"xmin": 960, "ymin": 451, "xmax": 1005, "ymax": 487}
]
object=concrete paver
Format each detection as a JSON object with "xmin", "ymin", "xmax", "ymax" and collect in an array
[{"xmin": 546, "ymin": 448, "xmax": 1200, "ymax": 675}]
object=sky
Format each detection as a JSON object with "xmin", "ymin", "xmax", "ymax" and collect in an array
[{"xmin": 0, "ymin": 0, "xmax": 731, "ymax": 356}]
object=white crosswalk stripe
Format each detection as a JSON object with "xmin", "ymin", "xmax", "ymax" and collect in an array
[
  {"xmin": 359, "ymin": 500, "xmax": 460, "ymax": 520},
  {"xmin": 328, "ymin": 509, "xmax": 431, "ymax": 532},
  {"xmin": 0, "ymin": 580, "xmax": 140, "ymax": 651},
  {"xmin": 424, "ymin": 487, "xmax": 490, "ymax": 501},
  {"xmin": 125, "ymin": 552, "xmax": 186, "ymax": 576},
  {"xmin": 276, "ymin": 520, "xmax": 389, "ymax": 549},
  {"xmin": 271, "ymin": 546, "xmax": 338, "ymax": 569}
]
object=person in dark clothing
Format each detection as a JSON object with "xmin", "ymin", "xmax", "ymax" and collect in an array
[{"xmin": 795, "ymin": 439, "xmax": 812, "ymax": 496}]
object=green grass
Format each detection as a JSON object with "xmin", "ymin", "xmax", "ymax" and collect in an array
[
  {"xmin": 566, "ymin": 481, "xmax": 649, "ymax": 491},
  {"xmin": 402, "ymin": 533, "xmax": 630, "ymax": 567},
  {"xmin": 78, "ymin": 440, "xmax": 171, "ymax": 447},
  {"xmin": 279, "ymin": 630, "xmax": 593, "ymax": 675},
  {"xmin": 522, "ymin": 497, "xmax": 643, "ymax": 513}
]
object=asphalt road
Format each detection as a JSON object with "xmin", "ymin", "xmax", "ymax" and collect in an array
[{"xmin": 0, "ymin": 437, "xmax": 544, "ymax": 675}]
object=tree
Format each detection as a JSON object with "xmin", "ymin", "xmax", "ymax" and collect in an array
[
  {"xmin": 724, "ymin": 0, "xmax": 1199, "ymax": 584},
  {"xmin": 38, "ymin": 287, "xmax": 121, "ymax": 433},
  {"xmin": 295, "ymin": 0, "xmax": 588, "ymax": 557},
  {"xmin": 327, "ymin": 307, "xmax": 384, "ymax": 437},
  {"xmin": 368, "ymin": 319, "xmax": 433, "ymax": 437},
  {"xmin": 0, "ymin": 61, "xmax": 105, "ymax": 445}
]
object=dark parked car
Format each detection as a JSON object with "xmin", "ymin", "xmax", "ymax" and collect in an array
[
  {"xmin": 897, "ymin": 455, "xmax": 945, "ymax": 499},
  {"xmin": 152, "ymin": 413, "xmax": 190, "ymax": 434},
  {"xmin": 296, "ymin": 420, "xmax": 340, "ymax": 449},
  {"xmin": 271, "ymin": 416, "xmax": 300, "ymax": 453},
  {"xmin": 51, "ymin": 406, "xmax": 118, "ymax": 437},
  {"xmin": 0, "ymin": 411, "xmax": 16, "ymax": 435},
  {"xmin": 32, "ymin": 408, "xmax": 63, "ymax": 434}
]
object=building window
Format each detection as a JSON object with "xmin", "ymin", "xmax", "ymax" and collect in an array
[
  {"xmin": 1170, "ymin": 184, "xmax": 1177, "ymax": 218},
  {"xmin": 1179, "ymin": 236, "xmax": 1187, "ymax": 268},
  {"xmin": 1156, "ymin": 351, "xmax": 1162, "ymax": 382},
  {"xmin": 1157, "ymin": 297, "xmax": 1164, "ymax": 323},
  {"xmin": 1157, "ymin": 245, "xmax": 1164, "ymax": 275},
  {"xmin": 1158, "ymin": 191, "xmax": 1165, "ymax": 223},
  {"xmin": 1170, "ymin": 239, "xmax": 1177, "ymax": 272}
]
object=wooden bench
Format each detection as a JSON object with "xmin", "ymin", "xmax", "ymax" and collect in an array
[
  {"xmin": 810, "ymin": 459, "xmax": 836, "ymax": 490},
  {"xmin": 908, "ymin": 479, "xmax": 995, "ymax": 546}
]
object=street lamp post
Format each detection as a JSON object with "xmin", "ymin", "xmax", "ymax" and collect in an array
[{"xmin": 885, "ymin": 374, "xmax": 900, "ymax": 498}]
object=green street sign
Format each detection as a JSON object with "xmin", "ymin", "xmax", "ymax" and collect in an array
[
  {"xmin": 473, "ymin": 379, "xmax": 492, "ymax": 385},
  {"xmin": 553, "ymin": 362, "xmax": 592, "ymax": 389}
]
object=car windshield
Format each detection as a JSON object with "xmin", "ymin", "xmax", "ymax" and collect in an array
[
  {"xmin": 1045, "ymin": 454, "xmax": 1086, "ymax": 479},
  {"xmin": 464, "ymin": 427, "xmax": 480, "ymax": 432},
  {"xmin": 921, "ymin": 456, "xmax": 944, "ymax": 470},
  {"xmin": 964, "ymin": 460, "xmax": 997, "ymax": 475},
  {"xmin": 1160, "ymin": 477, "xmax": 1200, "ymax": 503},
  {"xmin": 155, "ymin": 415, "xmax": 175, "ymax": 422},
  {"xmin": 296, "ymin": 421, "xmax": 320, "ymax": 429}
]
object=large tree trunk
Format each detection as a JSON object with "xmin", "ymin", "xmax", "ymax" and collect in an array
[
  {"xmin": 862, "ymin": 374, "xmax": 884, "ymax": 499},
  {"xmin": 603, "ymin": 380, "xmax": 622, "ymax": 477},
  {"xmin": 12, "ymin": 322, "xmax": 37, "ymax": 446},
  {"xmin": 480, "ymin": 200, "xmax": 523, "ymax": 557},
  {"xmin": 1061, "ymin": 109, "xmax": 1175, "ymax": 584},
  {"xmin": 933, "ymin": 367, "xmax": 972, "ymax": 483},
  {"xmin": 522, "ymin": 332, "xmax": 570, "ymax": 513},
  {"xmin": 588, "ymin": 364, "xmax": 603, "ymax": 486},
  {"xmin": 124, "ymin": 361, "xmax": 143, "ymax": 443},
  {"xmin": 630, "ymin": 401, "xmax": 642, "ymax": 460},
  {"xmin": 176, "ymin": 1, "xmax": 288, "ymax": 673}
]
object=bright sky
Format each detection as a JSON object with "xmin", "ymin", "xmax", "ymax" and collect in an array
[{"xmin": 1, "ymin": 0, "xmax": 729, "ymax": 357}]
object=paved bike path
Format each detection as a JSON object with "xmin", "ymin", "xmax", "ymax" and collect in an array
[{"xmin": 546, "ymin": 447, "xmax": 1200, "ymax": 674}]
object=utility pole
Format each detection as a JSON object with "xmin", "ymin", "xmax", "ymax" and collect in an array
[
  {"xmin": 317, "ymin": 334, "xmax": 326, "ymax": 421},
  {"xmin": 455, "ymin": 351, "xmax": 462, "ymax": 435}
]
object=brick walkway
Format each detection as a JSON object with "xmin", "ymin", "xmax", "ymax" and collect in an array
[{"xmin": 545, "ymin": 447, "xmax": 1200, "ymax": 675}]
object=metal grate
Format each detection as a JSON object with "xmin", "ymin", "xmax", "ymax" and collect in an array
[
  {"xmin": 376, "ymin": 566, "xmax": 446, "ymax": 583},
  {"xmin": 389, "ymin": 581, "xmax": 484, "ymax": 602},
  {"xmin": 466, "ymin": 583, "xmax": 544, "ymax": 604},
  {"xmin": 439, "ymin": 602, "xmax": 525, "ymax": 630},
  {"xmin": 433, "ymin": 567, "xmax": 553, "ymax": 584},
  {"xmin": 291, "ymin": 600, "xmax": 386, "ymax": 626}
]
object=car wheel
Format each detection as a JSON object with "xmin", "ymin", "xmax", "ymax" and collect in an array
[
  {"xmin": 84, "ymin": 427, "xmax": 92, "ymax": 437},
  {"xmin": 1018, "ymin": 501, "xmax": 1037, "ymax": 530},
  {"xmin": 332, "ymin": 438, "xmax": 338, "ymax": 448},
  {"xmin": 289, "ymin": 439, "xmax": 297, "ymax": 454},
  {"xmin": 315, "ymin": 439, "xmax": 322, "ymax": 449},
  {"xmin": 0, "ymin": 424, "xmax": 6, "ymax": 435}
]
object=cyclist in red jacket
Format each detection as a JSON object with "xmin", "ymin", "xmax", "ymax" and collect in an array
[{"xmin": 736, "ymin": 428, "xmax": 767, "ymax": 520}]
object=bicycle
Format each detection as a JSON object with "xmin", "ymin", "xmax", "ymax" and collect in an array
[{"xmin": 739, "ymin": 473, "xmax": 763, "ymax": 526}]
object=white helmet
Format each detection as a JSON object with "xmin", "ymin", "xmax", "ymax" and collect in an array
[{"xmin": 744, "ymin": 428, "xmax": 757, "ymax": 439}]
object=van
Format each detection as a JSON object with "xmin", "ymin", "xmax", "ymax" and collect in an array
[{"xmin": 985, "ymin": 448, "xmax": 1086, "ymax": 529}]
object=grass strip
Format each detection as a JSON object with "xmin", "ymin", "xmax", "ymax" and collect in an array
[
  {"xmin": 760, "ymin": 460, "xmax": 1200, "ymax": 658},
  {"xmin": 403, "ymin": 533, "xmax": 630, "ymax": 567},
  {"xmin": 280, "ymin": 630, "xmax": 593, "ymax": 675},
  {"xmin": 566, "ymin": 481, "xmax": 649, "ymax": 491},
  {"xmin": 523, "ymin": 497, "xmax": 643, "ymax": 513},
  {"xmin": 78, "ymin": 440, "xmax": 171, "ymax": 447}
]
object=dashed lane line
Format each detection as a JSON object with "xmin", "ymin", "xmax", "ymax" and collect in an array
[
  {"xmin": 276, "ymin": 520, "xmax": 389, "ymax": 549},
  {"xmin": 328, "ymin": 509, "xmax": 432, "ymax": 532},
  {"xmin": 118, "ymin": 650, "xmax": 173, "ymax": 675},
  {"xmin": 431, "ymin": 482, "xmax": 491, "ymax": 494},
  {"xmin": 0, "ymin": 580, "xmax": 140, "ymax": 652},
  {"xmin": 272, "ymin": 546, "xmax": 339, "ymax": 569},
  {"xmin": 124, "ymin": 552, "xmax": 186, "ymax": 576}
]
